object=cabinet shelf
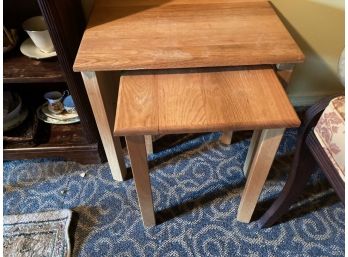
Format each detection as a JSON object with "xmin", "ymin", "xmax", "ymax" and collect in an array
[
  {"xmin": 4, "ymin": 48, "xmax": 65, "ymax": 84},
  {"xmin": 4, "ymin": 123, "xmax": 101, "ymax": 164},
  {"xmin": 3, "ymin": 0, "xmax": 104, "ymax": 164}
]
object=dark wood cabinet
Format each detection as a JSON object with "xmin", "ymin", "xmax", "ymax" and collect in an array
[{"xmin": 3, "ymin": 0, "xmax": 105, "ymax": 164}]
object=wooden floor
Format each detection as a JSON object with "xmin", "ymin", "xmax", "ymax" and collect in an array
[{"xmin": 114, "ymin": 66, "xmax": 300, "ymax": 136}]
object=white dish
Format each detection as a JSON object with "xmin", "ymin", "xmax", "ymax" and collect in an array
[
  {"xmin": 41, "ymin": 103, "xmax": 79, "ymax": 121},
  {"xmin": 37, "ymin": 106, "xmax": 80, "ymax": 125},
  {"xmin": 20, "ymin": 38, "xmax": 57, "ymax": 59},
  {"xmin": 22, "ymin": 16, "xmax": 55, "ymax": 53},
  {"xmin": 4, "ymin": 107, "xmax": 29, "ymax": 132}
]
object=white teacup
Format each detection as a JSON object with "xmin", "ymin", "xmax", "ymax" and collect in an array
[{"xmin": 22, "ymin": 16, "xmax": 54, "ymax": 53}]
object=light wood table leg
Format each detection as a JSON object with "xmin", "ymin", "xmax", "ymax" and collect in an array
[
  {"xmin": 81, "ymin": 71, "xmax": 126, "ymax": 181},
  {"xmin": 219, "ymin": 131, "xmax": 233, "ymax": 145},
  {"xmin": 126, "ymin": 135, "xmax": 156, "ymax": 227},
  {"xmin": 237, "ymin": 128, "xmax": 285, "ymax": 223},
  {"xmin": 144, "ymin": 135, "xmax": 153, "ymax": 155},
  {"xmin": 243, "ymin": 130, "xmax": 262, "ymax": 177}
]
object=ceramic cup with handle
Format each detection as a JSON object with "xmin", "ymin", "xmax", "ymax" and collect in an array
[
  {"xmin": 63, "ymin": 95, "xmax": 77, "ymax": 114},
  {"xmin": 44, "ymin": 91, "xmax": 66, "ymax": 114},
  {"xmin": 22, "ymin": 16, "xmax": 54, "ymax": 53}
]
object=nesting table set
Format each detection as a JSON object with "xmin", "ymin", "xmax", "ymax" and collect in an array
[{"xmin": 74, "ymin": 0, "xmax": 304, "ymax": 227}]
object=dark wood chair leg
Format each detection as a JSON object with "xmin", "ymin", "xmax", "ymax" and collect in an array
[
  {"xmin": 258, "ymin": 143, "xmax": 316, "ymax": 227},
  {"xmin": 258, "ymin": 95, "xmax": 341, "ymax": 228}
]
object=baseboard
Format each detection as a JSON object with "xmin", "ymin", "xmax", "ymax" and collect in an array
[{"xmin": 289, "ymin": 91, "xmax": 344, "ymax": 107}]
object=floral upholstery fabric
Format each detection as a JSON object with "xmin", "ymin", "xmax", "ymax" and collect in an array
[{"xmin": 314, "ymin": 96, "xmax": 345, "ymax": 180}]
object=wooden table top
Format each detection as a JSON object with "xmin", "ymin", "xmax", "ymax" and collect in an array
[
  {"xmin": 114, "ymin": 66, "xmax": 300, "ymax": 135},
  {"xmin": 74, "ymin": 0, "xmax": 304, "ymax": 72}
]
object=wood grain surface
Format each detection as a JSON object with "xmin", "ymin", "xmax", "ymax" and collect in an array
[
  {"xmin": 74, "ymin": 0, "xmax": 304, "ymax": 71},
  {"xmin": 114, "ymin": 66, "xmax": 300, "ymax": 136},
  {"xmin": 115, "ymin": 75, "xmax": 159, "ymax": 135},
  {"xmin": 4, "ymin": 51, "xmax": 65, "ymax": 84},
  {"xmin": 4, "ymin": 123, "xmax": 101, "ymax": 164}
]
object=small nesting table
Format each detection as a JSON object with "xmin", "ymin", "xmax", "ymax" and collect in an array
[
  {"xmin": 74, "ymin": 0, "xmax": 304, "ymax": 225},
  {"xmin": 114, "ymin": 66, "xmax": 300, "ymax": 226}
]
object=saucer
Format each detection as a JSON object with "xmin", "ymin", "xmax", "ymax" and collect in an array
[
  {"xmin": 41, "ymin": 103, "xmax": 79, "ymax": 121},
  {"xmin": 20, "ymin": 38, "xmax": 57, "ymax": 59},
  {"xmin": 37, "ymin": 106, "xmax": 80, "ymax": 125}
]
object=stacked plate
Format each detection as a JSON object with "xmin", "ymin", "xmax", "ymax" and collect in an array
[
  {"xmin": 37, "ymin": 103, "xmax": 80, "ymax": 124},
  {"xmin": 20, "ymin": 38, "xmax": 57, "ymax": 59},
  {"xmin": 4, "ymin": 91, "xmax": 29, "ymax": 132}
]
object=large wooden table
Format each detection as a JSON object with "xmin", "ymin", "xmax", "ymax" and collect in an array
[
  {"xmin": 75, "ymin": 0, "xmax": 303, "ymax": 71},
  {"xmin": 74, "ymin": 0, "xmax": 304, "ymax": 223}
]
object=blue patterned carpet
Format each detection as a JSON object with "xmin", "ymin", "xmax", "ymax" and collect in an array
[{"xmin": 3, "ymin": 130, "xmax": 345, "ymax": 256}]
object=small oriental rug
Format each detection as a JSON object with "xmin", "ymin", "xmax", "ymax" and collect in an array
[{"xmin": 4, "ymin": 209, "xmax": 72, "ymax": 257}]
